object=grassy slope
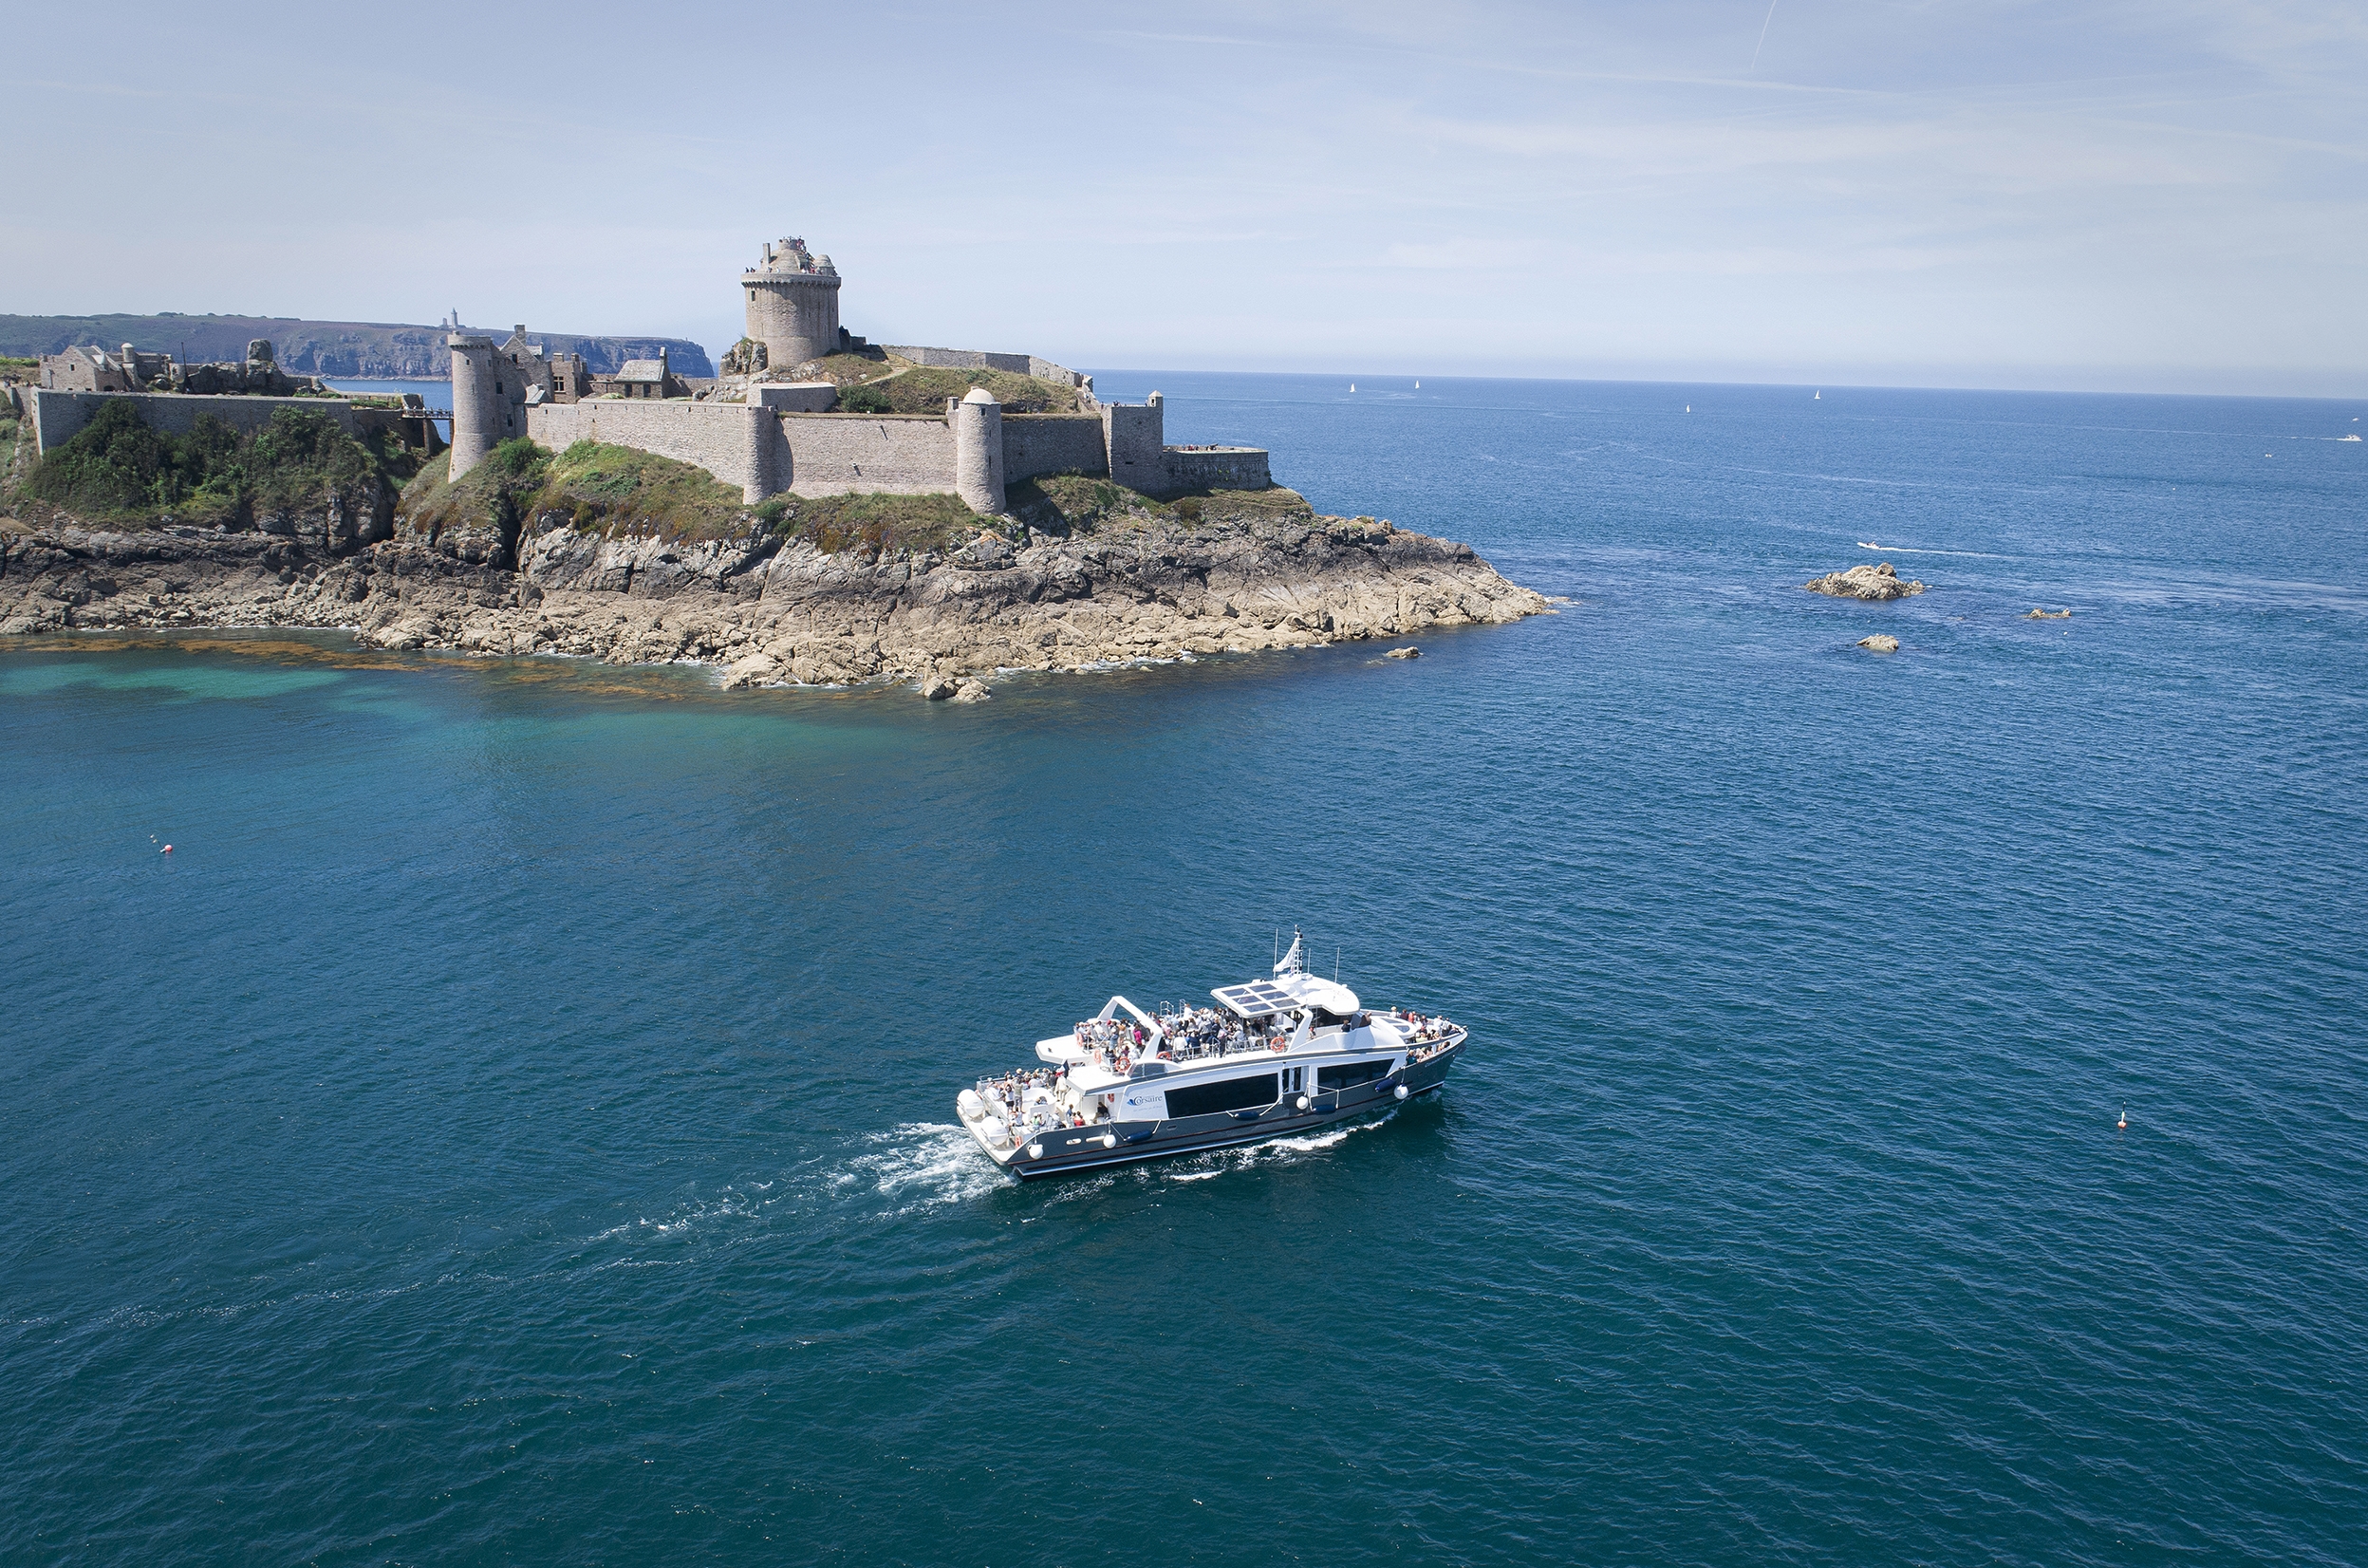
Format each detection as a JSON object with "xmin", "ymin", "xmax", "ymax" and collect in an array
[{"xmin": 402, "ymin": 439, "xmax": 749, "ymax": 543}]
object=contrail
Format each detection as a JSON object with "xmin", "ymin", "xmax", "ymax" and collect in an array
[{"xmin": 1751, "ymin": 0, "xmax": 1779, "ymax": 70}]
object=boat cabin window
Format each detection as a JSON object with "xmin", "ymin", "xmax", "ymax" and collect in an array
[
  {"xmin": 1317, "ymin": 1059, "xmax": 1391, "ymax": 1092},
  {"xmin": 1164, "ymin": 1073, "xmax": 1279, "ymax": 1118}
]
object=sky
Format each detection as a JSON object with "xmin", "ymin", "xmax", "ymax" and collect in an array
[{"xmin": 9, "ymin": 2, "xmax": 2364, "ymax": 396}]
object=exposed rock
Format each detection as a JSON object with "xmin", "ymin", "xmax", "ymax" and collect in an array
[
  {"xmin": 2024, "ymin": 607, "xmax": 2072, "ymax": 619},
  {"xmin": 918, "ymin": 676, "xmax": 957, "ymax": 700},
  {"xmin": 1384, "ymin": 645, "xmax": 1421, "ymax": 659},
  {"xmin": 1806, "ymin": 562, "xmax": 1926, "ymax": 601},
  {"xmin": 0, "ymin": 497, "xmax": 1550, "ymax": 687},
  {"xmin": 950, "ymin": 679, "xmax": 993, "ymax": 703},
  {"xmin": 1857, "ymin": 634, "xmax": 1901, "ymax": 653},
  {"xmin": 720, "ymin": 651, "xmax": 780, "ymax": 689}
]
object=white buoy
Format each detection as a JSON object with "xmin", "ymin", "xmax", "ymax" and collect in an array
[
  {"xmin": 1027, "ymin": 1143, "xmax": 1044, "ymax": 1160},
  {"xmin": 1102, "ymin": 1133, "xmax": 1117, "ymax": 1149},
  {"xmin": 1393, "ymin": 1084, "xmax": 1408, "ymax": 1100},
  {"xmin": 1296, "ymin": 1095, "xmax": 1310, "ymax": 1111}
]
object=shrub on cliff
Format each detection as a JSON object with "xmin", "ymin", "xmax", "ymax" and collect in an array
[
  {"xmin": 18, "ymin": 401, "xmax": 411, "ymax": 527},
  {"xmin": 760, "ymin": 491, "xmax": 977, "ymax": 555}
]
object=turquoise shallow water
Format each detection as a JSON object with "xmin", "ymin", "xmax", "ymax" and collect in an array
[{"xmin": 4, "ymin": 376, "xmax": 2365, "ymax": 1565}]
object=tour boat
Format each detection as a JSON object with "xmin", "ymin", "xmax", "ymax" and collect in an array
[{"xmin": 956, "ymin": 933, "xmax": 1466, "ymax": 1180}]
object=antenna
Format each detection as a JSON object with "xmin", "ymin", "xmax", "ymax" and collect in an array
[{"xmin": 1334, "ymin": 947, "xmax": 1341, "ymax": 982}]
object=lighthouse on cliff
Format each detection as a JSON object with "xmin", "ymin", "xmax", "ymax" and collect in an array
[{"xmin": 741, "ymin": 236, "xmax": 842, "ymax": 369}]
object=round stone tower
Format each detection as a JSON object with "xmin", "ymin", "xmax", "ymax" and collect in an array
[
  {"xmin": 953, "ymin": 386, "xmax": 1005, "ymax": 515},
  {"xmin": 742, "ymin": 236, "xmax": 841, "ymax": 369},
  {"xmin": 446, "ymin": 334, "xmax": 504, "ymax": 480}
]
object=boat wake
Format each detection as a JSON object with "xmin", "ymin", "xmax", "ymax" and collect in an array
[
  {"xmin": 1164, "ymin": 1109, "xmax": 1402, "ymax": 1184},
  {"xmin": 836, "ymin": 1122, "xmax": 1006, "ymax": 1214},
  {"xmin": 1856, "ymin": 542, "xmax": 2011, "ymax": 559}
]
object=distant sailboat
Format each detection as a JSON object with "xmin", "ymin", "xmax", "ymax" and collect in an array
[
  {"xmin": 1815, "ymin": 391, "xmax": 1821, "ymax": 400},
  {"xmin": 1414, "ymin": 380, "xmax": 1420, "ymax": 388},
  {"xmin": 1685, "ymin": 404, "xmax": 1690, "ymax": 413},
  {"xmin": 1349, "ymin": 383, "xmax": 1356, "ymax": 392}
]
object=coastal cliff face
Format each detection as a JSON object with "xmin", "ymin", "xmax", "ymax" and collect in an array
[{"xmin": 0, "ymin": 495, "xmax": 1548, "ymax": 683}]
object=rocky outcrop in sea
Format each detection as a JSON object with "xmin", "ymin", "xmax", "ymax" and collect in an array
[
  {"xmin": 1805, "ymin": 562, "xmax": 1927, "ymax": 601},
  {"xmin": 0, "ymin": 502, "xmax": 1548, "ymax": 686}
]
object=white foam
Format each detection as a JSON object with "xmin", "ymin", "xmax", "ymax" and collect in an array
[
  {"xmin": 1164, "ymin": 1108, "xmax": 1401, "ymax": 1182},
  {"xmin": 840, "ymin": 1122, "xmax": 1005, "ymax": 1214}
]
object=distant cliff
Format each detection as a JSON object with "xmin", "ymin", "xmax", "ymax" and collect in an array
[{"xmin": 0, "ymin": 314, "xmax": 716, "ymax": 380}]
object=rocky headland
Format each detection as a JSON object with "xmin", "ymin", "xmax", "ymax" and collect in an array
[{"xmin": 0, "ymin": 422, "xmax": 1547, "ymax": 688}]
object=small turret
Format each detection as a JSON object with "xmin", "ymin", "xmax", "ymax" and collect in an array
[{"xmin": 954, "ymin": 386, "xmax": 1005, "ymax": 515}]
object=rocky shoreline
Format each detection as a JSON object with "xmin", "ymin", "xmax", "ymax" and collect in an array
[{"xmin": 0, "ymin": 495, "xmax": 1549, "ymax": 689}]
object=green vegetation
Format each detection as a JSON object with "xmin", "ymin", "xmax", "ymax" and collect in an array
[
  {"xmin": 0, "ymin": 356, "xmax": 36, "ymax": 375},
  {"xmin": 866, "ymin": 365, "xmax": 1080, "ymax": 415},
  {"xmin": 13, "ymin": 399, "xmax": 420, "ymax": 527},
  {"xmin": 785, "ymin": 349, "xmax": 893, "ymax": 387},
  {"xmin": 1007, "ymin": 474, "xmax": 1314, "ymax": 537},
  {"xmin": 836, "ymin": 383, "xmax": 892, "ymax": 414},
  {"xmin": 758, "ymin": 491, "xmax": 980, "ymax": 555},
  {"xmin": 401, "ymin": 439, "xmax": 753, "ymax": 544}
]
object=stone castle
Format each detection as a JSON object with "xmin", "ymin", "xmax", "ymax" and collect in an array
[{"xmin": 445, "ymin": 234, "xmax": 1271, "ymax": 515}]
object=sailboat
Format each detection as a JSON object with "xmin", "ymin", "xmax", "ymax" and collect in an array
[
  {"xmin": 1814, "ymin": 391, "xmax": 1821, "ymax": 400},
  {"xmin": 1414, "ymin": 380, "xmax": 1421, "ymax": 389},
  {"xmin": 1349, "ymin": 383, "xmax": 1356, "ymax": 392}
]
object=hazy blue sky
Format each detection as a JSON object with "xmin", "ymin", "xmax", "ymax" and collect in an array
[{"xmin": 12, "ymin": 2, "xmax": 2363, "ymax": 394}]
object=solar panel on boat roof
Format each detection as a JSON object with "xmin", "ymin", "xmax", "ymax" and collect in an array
[{"xmin": 1215, "ymin": 982, "xmax": 1296, "ymax": 1015}]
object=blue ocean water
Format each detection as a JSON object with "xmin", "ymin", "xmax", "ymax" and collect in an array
[{"xmin": 4, "ymin": 375, "xmax": 2364, "ymax": 1566}]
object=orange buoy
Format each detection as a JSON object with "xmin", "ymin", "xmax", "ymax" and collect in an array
[{"xmin": 160, "ymin": 845, "xmax": 173, "ymax": 854}]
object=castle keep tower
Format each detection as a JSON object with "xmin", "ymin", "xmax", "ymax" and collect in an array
[{"xmin": 742, "ymin": 236, "xmax": 841, "ymax": 369}]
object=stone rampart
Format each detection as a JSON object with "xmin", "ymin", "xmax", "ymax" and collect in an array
[
  {"xmin": 776, "ymin": 415, "xmax": 957, "ymax": 497},
  {"xmin": 885, "ymin": 345, "xmax": 1033, "ymax": 375},
  {"xmin": 1165, "ymin": 447, "xmax": 1273, "ymax": 491},
  {"xmin": 529, "ymin": 400, "xmax": 772, "ymax": 496},
  {"xmin": 28, "ymin": 389, "xmax": 357, "ymax": 456},
  {"xmin": 1002, "ymin": 414, "xmax": 1109, "ymax": 482}
]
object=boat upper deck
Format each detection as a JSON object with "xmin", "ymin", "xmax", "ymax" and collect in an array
[{"xmin": 1043, "ymin": 999, "xmax": 1460, "ymax": 1092}]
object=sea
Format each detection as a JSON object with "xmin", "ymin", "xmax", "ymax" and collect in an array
[{"xmin": 4, "ymin": 374, "xmax": 2364, "ymax": 1566}]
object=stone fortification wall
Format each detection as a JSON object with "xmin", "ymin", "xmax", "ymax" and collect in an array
[
  {"xmin": 1103, "ymin": 397, "xmax": 1166, "ymax": 493},
  {"xmin": 518, "ymin": 387, "xmax": 1265, "ymax": 513},
  {"xmin": 885, "ymin": 345, "xmax": 1031, "ymax": 375},
  {"xmin": 1165, "ymin": 447, "xmax": 1272, "ymax": 491},
  {"xmin": 529, "ymin": 400, "xmax": 773, "ymax": 496},
  {"xmin": 28, "ymin": 389, "xmax": 356, "ymax": 456},
  {"xmin": 1001, "ymin": 414, "xmax": 1109, "ymax": 482},
  {"xmin": 775, "ymin": 415, "xmax": 957, "ymax": 497}
]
